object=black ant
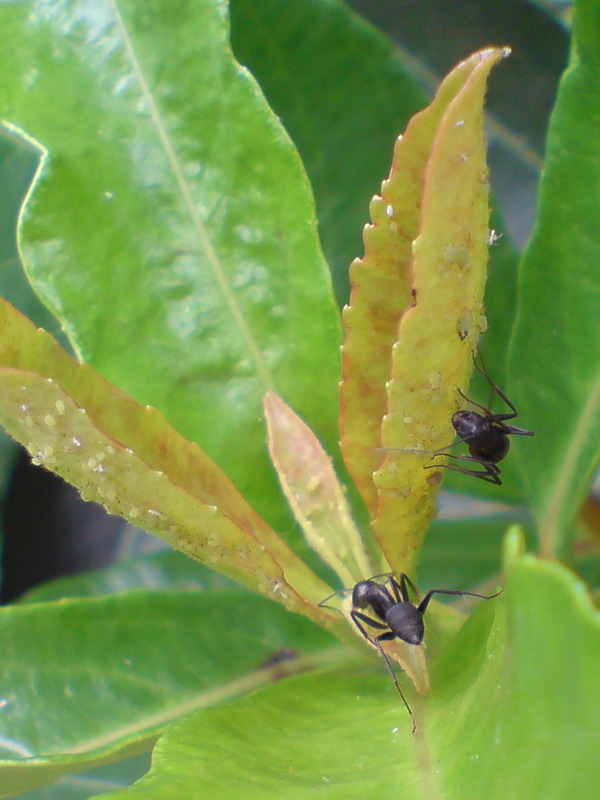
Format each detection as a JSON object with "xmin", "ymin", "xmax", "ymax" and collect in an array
[
  {"xmin": 320, "ymin": 573, "xmax": 501, "ymax": 733},
  {"xmin": 426, "ymin": 353, "xmax": 534, "ymax": 485}
]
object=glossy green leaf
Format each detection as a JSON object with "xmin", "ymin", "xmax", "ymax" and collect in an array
[
  {"xmin": 0, "ymin": 589, "xmax": 336, "ymax": 797},
  {"xmin": 90, "ymin": 530, "xmax": 600, "ymax": 800},
  {"xmin": 18, "ymin": 550, "xmax": 234, "ymax": 603},
  {"xmin": 419, "ymin": 514, "xmax": 535, "ymax": 590},
  {"xmin": 0, "ymin": 0, "xmax": 341, "ymax": 534},
  {"xmin": 229, "ymin": 0, "xmax": 428, "ymax": 305},
  {"xmin": 510, "ymin": 0, "xmax": 600, "ymax": 559},
  {"xmin": 0, "ymin": 131, "xmax": 61, "ymax": 340}
]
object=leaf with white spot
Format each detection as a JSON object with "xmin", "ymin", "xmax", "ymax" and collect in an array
[
  {"xmin": 341, "ymin": 48, "xmax": 507, "ymax": 574},
  {"xmin": 0, "ymin": 298, "xmax": 339, "ymax": 629},
  {"xmin": 264, "ymin": 392, "xmax": 380, "ymax": 586}
]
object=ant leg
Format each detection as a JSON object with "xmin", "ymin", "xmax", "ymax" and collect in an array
[
  {"xmin": 385, "ymin": 574, "xmax": 407, "ymax": 604},
  {"xmin": 457, "ymin": 387, "xmax": 492, "ymax": 417},
  {"xmin": 370, "ymin": 638, "xmax": 416, "ymax": 733},
  {"xmin": 425, "ymin": 455, "xmax": 502, "ymax": 485},
  {"xmin": 417, "ymin": 587, "xmax": 502, "ymax": 616},
  {"xmin": 472, "ymin": 351, "xmax": 521, "ymax": 419},
  {"xmin": 351, "ymin": 610, "xmax": 389, "ymax": 637},
  {"xmin": 351, "ymin": 613, "xmax": 417, "ymax": 733},
  {"xmin": 497, "ymin": 421, "xmax": 535, "ymax": 436},
  {"xmin": 397, "ymin": 573, "xmax": 418, "ymax": 603}
]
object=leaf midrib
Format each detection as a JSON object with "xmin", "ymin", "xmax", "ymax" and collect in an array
[{"xmin": 109, "ymin": 0, "xmax": 275, "ymax": 392}]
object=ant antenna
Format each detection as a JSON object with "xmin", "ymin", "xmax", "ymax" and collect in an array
[{"xmin": 318, "ymin": 587, "xmax": 352, "ymax": 612}]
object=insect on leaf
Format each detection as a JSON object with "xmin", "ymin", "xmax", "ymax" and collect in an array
[{"xmin": 342, "ymin": 48, "xmax": 508, "ymax": 574}]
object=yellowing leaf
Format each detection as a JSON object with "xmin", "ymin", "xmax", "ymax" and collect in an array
[
  {"xmin": 374, "ymin": 49, "xmax": 508, "ymax": 573},
  {"xmin": 341, "ymin": 48, "xmax": 507, "ymax": 574},
  {"xmin": 0, "ymin": 299, "xmax": 336, "ymax": 627},
  {"xmin": 264, "ymin": 392, "xmax": 378, "ymax": 586},
  {"xmin": 340, "ymin": 51, "xmax": 491, "ymax": 515}
]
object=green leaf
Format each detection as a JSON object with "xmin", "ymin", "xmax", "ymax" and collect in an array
[
  {"xmin": 18, "ymin": 550, "xmax": 235, "ymax": 603},
  {"xmin": 10, "ymin": 754, "xmax": 151, "ymax": 800},
  {"xmin": 229, "ymin": 0, "xmax": 428, "ymax": 305},
  {"xmin": 0, "ymin": 0, "xmax": 341, "ymax": 534},
  {"xmin": 88, "ymin": 530, "xmax": 600, "ymax": 800},
  {"xmin": 510, "ymin": 0, "xmax": 600, "ymax": 559},
  {"xmin": 419, "ymin": 515, "xmax": 535, "ymax": 590},
  {"xmin": 0, "ymin": 131, "xmax": 62, "ymax": 340},
  {"xmin": 0, "ymin": 589, "xmax": 336, "ymax": 797}
]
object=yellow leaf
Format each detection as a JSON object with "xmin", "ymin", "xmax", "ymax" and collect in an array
[
  {"xmin": 375, "ymin": 49, "xmax": 508, "ymax": 573},
  {"xmin": 340, "ymin": 47, "xmax": 508, "ymax": 574},
  {"xmin": 265, "ymin": 392, "xmax": 376, "ymax": 586},
  {"xmin": 0, "ymin": 299, "xmax": 336, "ymax": 627}
]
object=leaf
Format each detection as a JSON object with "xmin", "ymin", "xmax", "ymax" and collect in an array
[
  {"xmin": 88, "ymin": 529, "xmax": 600, "ymax": 800},
  {"xmin": 231, "ymin": 0, "xmax": 526, "ymax": 506},
  {"xmin": 443, "ymin": 225, "xmax": 527, "ymax": 502},
  {"xmin": 0, "ymin": 0, "xmax": 341, "ymax": 534},
  {"xmin": 509, "ymin": 0, "xmax": 600, "ymax": 559},
  {"xmin": 18, "ymin": 550, "xmax": 235, "ymax": 603},
  {"xmin": 341, "ymin": 48, "xmax": 506, "ymax": 573},
  {"xmin": 0, "ymin": 589, "xmax": 336, "ymax": 798},
  {"xmin": 0, "ymin": 298, "xmax": 337, "ymax": 626},
  {"xmin": 264, "ymin": 393, "xmax": 379, "ymax": 587},
  {"xmin": 0, "ymin": 129, "xmax": 62, "ymax": 493},
  {"xmin": 11, "ymin": 754, "xmax": 151, "ymax": 800},
  {"xmin": 229, "ymin": 0, "xmax": 428, "ymax": 305},
  {"xmin": 419, "ymin": 515, "xmax": 535, "ymax": 590}
]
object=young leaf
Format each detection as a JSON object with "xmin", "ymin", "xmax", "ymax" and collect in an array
[
  {"xmin": 341, "ymin": 48, "xmax": 507, "ymax": 574},
  {"xmin": 0, "ymin": 0, "xmax": 341, "ymax": 533},
  {"xmin": 264, "ymin": 392, "xmax": 378, "ymax": 587},
  {"xmin": 510, "ymin": 0, "xmax": 600, "ymax": 559},
  {"xmin": 0, "ymin": 299, "xmax": 336, "ymax": 624},
  {"xmin": 374, "ymin": 49, "xmax": 508, "ymax": 574},
  {"xmin": 339, "ymin": 54, "xmax": 476, "ymax": 516}
]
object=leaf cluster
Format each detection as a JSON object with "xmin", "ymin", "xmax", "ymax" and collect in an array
[{"xmin": 0, "ymin": 1, "xmax": 598, "ymax": 799}]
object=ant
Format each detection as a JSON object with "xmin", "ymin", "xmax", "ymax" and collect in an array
[
  {"xmin": 320, "ymin": 573, "xmax": 501, "ymax": 733},
  {"xmin": 426, "ymin": 353, "xmax": 534, "ymax": 485}
]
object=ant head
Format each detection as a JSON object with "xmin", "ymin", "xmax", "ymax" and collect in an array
[
  {"xmin": 452, "ymin": 409, "xmax": 485, "ymax": 439},
  {"xmin": 351, "ymin": 579, "xmax": 375, "ymax": 608}
]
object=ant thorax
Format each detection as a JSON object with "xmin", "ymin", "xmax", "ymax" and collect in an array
[
  {"xmin": 452, "ymin": 410, "xmax": 509, "ymax": 462},
  {"xmin": 425, "ymin": 352, "xmax": 534, "ymax": 484},
  {"xmin": 340, "ymin": 582, "xmax": 430, "ymax": 695}
]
